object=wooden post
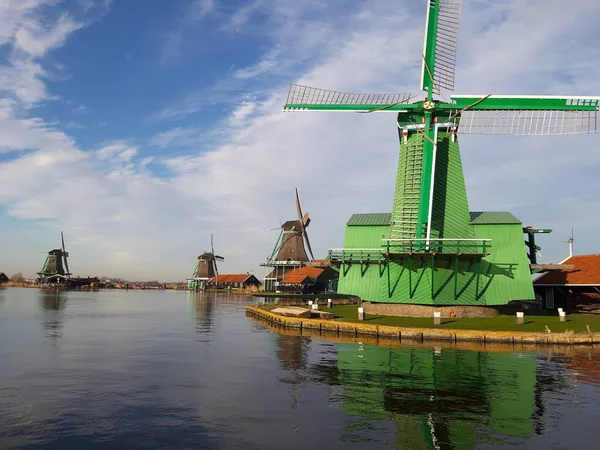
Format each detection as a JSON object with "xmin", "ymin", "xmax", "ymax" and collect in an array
[
  {"xmin": 559, "ymin": 310, "xmax": 566, "ymax": 322},
  {"xmin": 327, "ymin": 298, "xmax": 332, "ymax": 308},
  {"xmin": 433, "ymin": 311, "xmax": 441, "ymax": 325},
  {"xmin": 516, "ymin": 311, "xmax": 524, "ymax": 325}
]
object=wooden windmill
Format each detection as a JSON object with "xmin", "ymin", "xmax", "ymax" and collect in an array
[
  {"xmin": 283, "ymin": 0, "xmax": 598, "ymax": 307},
  {"xmin": 188, "ymin": 235, "xmax": 224, "ymax": 290},
  {"xmin": 262, "ymin": 189, "xmax": 315, "ymax": 292},
  {"xmin": 37, "ymin": 231, "xmax": 72, "ymax": 285}
]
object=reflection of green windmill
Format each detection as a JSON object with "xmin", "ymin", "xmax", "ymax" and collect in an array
[
  {"xmin": 284, "ymin": 0, "xmax": 599, "ymax": 306},
  {"xmin": 336, "ymin": 343, "xmax": 537, "ymax": 449}
]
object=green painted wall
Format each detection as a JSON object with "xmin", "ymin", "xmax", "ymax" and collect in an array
[
  {"xmin": 338, "ymin": 221, "xmax": 535, "ymax": 305},
  {"xmin": 337, "ymin": 223, "xmax": 389, "ymax": 301},
  {"xmin": 428, "ymin": 134, "xmax": 475, "ymax": 247},
  {"xmin": 473, "ymin": 224, "xmax": 536, "ymax": 304},
  {"xmin": 380, "ymin": 257, "xmax": 483, "ymax": 305}
]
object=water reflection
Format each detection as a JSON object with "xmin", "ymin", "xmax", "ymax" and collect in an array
[
  {"xmin": 337, "ymin": 344, "xmax": 539, "ymax": 448},
  {"xmin": 38, "ymin": 290, "xmax": 67, "ymax": 340},
  {"xmin": 275, "ymin": 334, "xmax": 311, "ymax": 410},
  {"xmin": 189, "ymin": 291, "xmax": 216, "ymax": 335}
]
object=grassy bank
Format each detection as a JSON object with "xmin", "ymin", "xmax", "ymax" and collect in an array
[{"xmin": 330, "ymin": 305, "xmax": 600, "ymax": 333}]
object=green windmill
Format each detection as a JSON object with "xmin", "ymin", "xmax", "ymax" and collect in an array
[{"xmin": 283, "ymin": 0, "xmax": 599, "ymax": 307}]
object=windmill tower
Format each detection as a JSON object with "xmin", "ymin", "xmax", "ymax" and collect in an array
[
  {"xmin": 37, "ymin": 232, "xmax": 72, "ymax": 285},
  {"xmin": 283, "ymin": 0, "xmax": 598, "ymax": 306},
  {"xmin": 262, "ymin": 189, "xmax": 315, "ymax": 292},
  {"xmin": 188, "ymin": 235, "xmax": 224, "ymax": 290}
]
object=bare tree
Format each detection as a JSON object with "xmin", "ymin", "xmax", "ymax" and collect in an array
[{"xmin": 10, "ymin": 273, "xmax": 25, "ymax": 282}]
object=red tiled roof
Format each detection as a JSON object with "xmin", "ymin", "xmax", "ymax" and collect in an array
[
  {"xmin": 534, "ymin": 254, "xmax": 600, "ymax": 285},
  {"xmin": 210, "ymin": 274, "xmax": 252, "ymax": 284},
  {"xmin": 281, "ymin": 266, "xmax": 324, "ymax": 284}
]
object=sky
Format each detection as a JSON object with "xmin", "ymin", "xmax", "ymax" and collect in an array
[{"xmin": 0, "ymin": 0, "xmax": 599, "ymax": 281}]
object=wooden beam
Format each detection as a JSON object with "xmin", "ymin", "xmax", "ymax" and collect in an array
[{"xmin": 531, "ymin": 264, "xmax": 574, "ymax": 271}]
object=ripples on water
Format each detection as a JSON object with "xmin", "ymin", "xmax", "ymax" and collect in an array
[{"xmin": 0, "ymin": 288, "xmax": 599, "ymax": 449}]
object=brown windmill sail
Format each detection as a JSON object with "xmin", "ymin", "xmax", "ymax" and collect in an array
[
  {"xmin": 192, "ymin": 234, "xmax": 224, "ymax": 281},
  {"xmin": 272, "ymin": 189, "xmax": 314, "ymax": 263}
]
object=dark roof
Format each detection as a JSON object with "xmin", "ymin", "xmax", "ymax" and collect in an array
[
  {"xmin": 534, "ymin": 254, "xmax": 600, "ymax": 286},
  {"xmin": 469, "ymin": 211, "xmax": 521, "ymax": 225},
  {"xmin": 346, "ymin": 213, "xmax": 391, "ymax": 226}
]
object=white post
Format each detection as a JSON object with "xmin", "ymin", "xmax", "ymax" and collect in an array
[
  {"xmin": 516, "ymin": 311, "xmax": 524, "ymax": 325},
  {"xmin": 569, "ymin": 240, "xmax": 573, "ymax": 258},
  {"xmin": 312, "ymin": 304, "xmax": 318, "ymax": 311},
  {"xmin": 308, "ymin": 300, "xmax": 313, "ymax": 306},
  {"xmin": 433, "ymin": 311, "xmax": 441, "ymax": 325},
  {"xmin": 327, "ymin": 298, "xmax": 332, "ymax": 308},
  {"xmin": 358, "ymin": 307, "xmax": 365, "ymax": 321},
  {"xmin": 559, "ymin": 310, "xmax": 566, "ymax": 322}
]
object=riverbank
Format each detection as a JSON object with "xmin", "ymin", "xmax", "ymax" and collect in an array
[
  {"xmin": 246, "ymin": 304, "xmax": 600, "ymax": 346},
  {"xmin": 255, "ymin": 292, "xmax": 357, "ymax": 300}
]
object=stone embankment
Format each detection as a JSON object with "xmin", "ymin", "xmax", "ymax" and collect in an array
[{"xmin": 246, "ymin": 305, "xmax": 600, "ymax": 346}]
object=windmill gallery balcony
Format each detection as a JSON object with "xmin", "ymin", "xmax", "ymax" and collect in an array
[{"xmin": 328, "ymin": 238, "xmax": 491, "ymax": 264}]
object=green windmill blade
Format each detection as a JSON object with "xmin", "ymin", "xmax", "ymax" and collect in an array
[
  {"xmin": 445, "ymin": 95, "xmax": 600, "ymax": 135},
  {"xmin": 420, "ymin": 0, "xmax": 463, "ymax": 96},
  {"xmin": 284, "ymin": 84, "xmax": 413, "ymax": 112}
]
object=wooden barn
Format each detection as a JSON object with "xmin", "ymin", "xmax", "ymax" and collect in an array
[
  {"xmin": 207, "ymin": 274, "xmax": 262, "ymax": 291},
  {"xmin": 278, "ymin": 266, "xmax": 339, "ymax": 294},
  {"xmin": 534, "ymin": 254, "xmax": 600, "ymax": 314}
]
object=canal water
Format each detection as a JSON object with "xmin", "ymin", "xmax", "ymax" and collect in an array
[{"xmin": 1, "ymin": 288, "xmax": 599, "ymax": 449}]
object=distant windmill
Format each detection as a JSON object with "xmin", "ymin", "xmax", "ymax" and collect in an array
[
  {"xmin": 558, "ymin": 228, "xmax": 575, "ymax": 258},
  {"xmin": 261, "ymin": 189, "xmax": 315, "ymax": 291},
  {"xmin": 188, "ymin": 234, "xmax": 224, "ymax": 290},
  {"xmin": 37, "ymin": 231, "xmax": 72, "ymax": 284},
  {"xmin": 269, "ymin": 189, "xmax": 314, "ymax": 263}
]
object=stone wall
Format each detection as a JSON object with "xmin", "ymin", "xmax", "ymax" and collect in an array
[{"xmin": 362, "ymin": 302, "xmax": 501, "ymax": 318}]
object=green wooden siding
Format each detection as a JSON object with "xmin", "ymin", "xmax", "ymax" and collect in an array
[
  {"xmin": 337, "ymin": 223, "xmax": 389, "ymax": 301},
  {"xmin": 390, "ymin": 132, "xmax": 423, "ymax": 239},
  {"xmin": 473, "ymin": 223, "xmax": 535, "ymax": 304},
  {"xmin": 380, "ymin": 257, "xmax": 482, "ymax": 305},
  {"xmin": 338, "ymin": 221, "xmax": 534, "ymax": 305},
  {"xmin": 429, "ymin": 133, "xmax": 475, "ymax": 248}
]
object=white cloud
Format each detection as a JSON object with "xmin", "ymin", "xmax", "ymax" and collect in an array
[
  {"xmin": 235, "ymin": 48, "xmax": 279, "ymax": 79},
  {"xmin": 1, "ymin": 0, "xmax": 600, "ymax": 281},
  {"xmin": 189, "ymin": 0, "xmax": 215, "ymax": 21},
  {"xmin": 96, "ymin": 142, "xmax": 138, "ymax": 161},
  {"xmin": 72, "ymin": 104, "xmax": 88, "ymax": 114},
  {"xmin": 228, "ymin": 101, "xmax": 256, "ymax": 126},
  {"xmin": 14, "ymin": 13, "xmax": 82, "ymax": 57}
]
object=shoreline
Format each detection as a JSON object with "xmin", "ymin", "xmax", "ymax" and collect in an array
[{"xmin": 246, "ymin": 305, "xmax": 600, "ymax": 347}]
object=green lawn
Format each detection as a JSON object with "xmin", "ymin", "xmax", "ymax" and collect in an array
[{"xmin": 329, "ymin": 305, "xmax": 600, "ymax": 334}]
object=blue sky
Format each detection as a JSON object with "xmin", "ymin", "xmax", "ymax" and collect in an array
[{"xmin": 0, "ymin": 0, "xmax": 599, "ymax": 280}]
